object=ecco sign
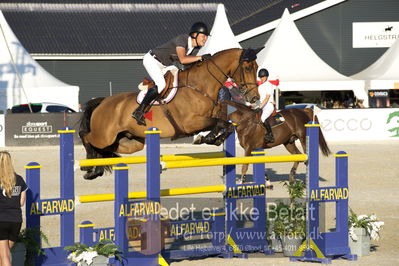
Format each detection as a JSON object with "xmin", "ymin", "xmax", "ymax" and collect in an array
[
  {"xmin": 317, "ymin": 108, "xmax": 399, "ymax": 141},
  {"xmin": 322, "ymin": 118, "xmax": 372, "ymax": 131}
]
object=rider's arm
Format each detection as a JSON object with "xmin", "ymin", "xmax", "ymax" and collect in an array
[
  {"xmin": 176, "ymin": 46, "xmax": 202, "ymax": 64},
  {"xmin": 260, "ymin": 94, "xmax": 271, "ymax": 109}
]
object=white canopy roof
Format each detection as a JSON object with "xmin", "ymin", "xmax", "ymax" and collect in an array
[
  {"xmin": 0, "ymin": 10, "xmax": 79, "ymax": 112},
  {"xmin": 256, "ymin": 9, "xmax": 368, "ymax": 104},
  {"xmin": 351, "ymin": 37, "xmax": 399, "ymax": 90},
  {"xmin": 198, "ymin": 4, "xmax": 241, "ymax": 56}
]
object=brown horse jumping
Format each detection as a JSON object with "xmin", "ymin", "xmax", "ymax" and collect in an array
[
  {"xmin": 79, "ymin": 48, "xmax": 261, "ymax": 180},
  {"xmin": 227, "ymin": 101, "xmax": 331, "ymax": 183}
]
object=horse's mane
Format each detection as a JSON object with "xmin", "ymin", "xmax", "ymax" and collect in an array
[
  {"xmin": 179, "ymin": 48, "xmax": 241, "ymax": 75},
  {"xmin": 226, "ymin": 100, "xmax": 259, "ymax": 123},
  {"xmin": 225, "ymin": 100, "xmax": 253, "ymax": 112},
  {"xmin": 182, "ymin": 47, "xmax": 261, "ymax": 75},
  {"xmin": 212, "ymin": 47, "xmax": 260, "ymax": 62},
  {"xmin": 212, "ymin": 48, "xmax": 241, "ymax": 57}
]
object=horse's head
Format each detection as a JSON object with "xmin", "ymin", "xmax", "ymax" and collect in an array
[
  {"xmin": 182, "ymin": 48, "xmax": 263, "ymax": 103},
  {"xmin": 231, "ymin": 48, "xmax": 263, "ymax": 103}
]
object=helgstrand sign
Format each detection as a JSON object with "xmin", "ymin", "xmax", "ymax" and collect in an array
[{"xmin": 353, "ymin": 22, "xmax": 399, "ymax": 48}]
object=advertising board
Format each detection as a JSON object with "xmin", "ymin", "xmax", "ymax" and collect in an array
[
  {"xmin": 318, "ymin": 108, "xmax": 399, "ymax": 141},
  {"xmin": 5, "ymin": 113, "xmax": 81, "ymax": 146}
]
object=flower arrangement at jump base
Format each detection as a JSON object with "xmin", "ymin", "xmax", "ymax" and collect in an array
[
  {"xmin": 65, "ymin": 239, "xmax": 123, "ymax": 266},
  {"xmin": 348, "ymin": 208, "xmax": 384, "ymax": 256},
  {"xmin": 269, "ymin": 180, "xmax": 306, "ymax": 256},
  {"xmin": 11, "ymin": 227, "xmax": 50, "ymax": 266}
]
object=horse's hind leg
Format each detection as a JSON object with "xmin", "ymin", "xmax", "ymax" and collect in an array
[
  {"xmin": 116, "ymin": 137, "xmax": 145, "ymax": 154},
  {"xmin": 239, "ymin": 147, "xmax": 253, "ymax": 184},
  {"xmin": 284, "ymin": 142, "xmax": 302, "ymax": 183},
  {"xmin": 79, "ymin": 132, "xmax": 107, "ymax": 180}
]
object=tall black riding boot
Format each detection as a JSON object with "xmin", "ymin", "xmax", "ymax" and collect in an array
[
  {"xmin": 263, "ymin": 120, "xmax": 275, "ymax": 143},
  {"xmin": 132, "ymin": 86, "xmax": 159, "ymax": 126}
]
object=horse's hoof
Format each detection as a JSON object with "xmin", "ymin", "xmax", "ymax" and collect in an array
[
  {"xmin": 238, "ymin": 175, "xmax": 249, "ymax": 184},
  {"xmin": 84, "ymin": 172, "xmax": 100, "ymax": 180},
  {"xmin": 213, "ymin": 139, "xmax": 223, "ymax": 146},
  {"xmin": 192, "ymin": 135, "xmax": 204, "ymax": 145},
  {"xmin": 266, "ymin": 185, "xmax": 274, "ymax": 190},
  {"xmin": 266, "ymin": 178, "xmax": 272, "ymax": 186}
]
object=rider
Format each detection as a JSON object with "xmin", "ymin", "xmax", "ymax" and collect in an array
[
  {"xmin": 132, "ymin": 22, "xmax": 212, "ymax": 125},
  {"xmin": 255, "ymin": 68, "xmax": 275, "ymax": 143}
]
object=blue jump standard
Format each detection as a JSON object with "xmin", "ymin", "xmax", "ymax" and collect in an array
[{"xmin": 289, "ymin": 123, "xmax": 357, "ymax": 264}]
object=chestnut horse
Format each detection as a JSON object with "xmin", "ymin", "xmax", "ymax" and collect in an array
[
  {"xmin": 79, "ymin": 48, "xmax": 261, "ymax": 180},
  {"xmin": 227, "ymin": 101, "xmax": 331, "ymax": 183}
]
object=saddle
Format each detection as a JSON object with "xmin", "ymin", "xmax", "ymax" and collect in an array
[
  {"xmin": 137, "ymin": 70, "xmax": 178, "ymax": 105},
  {"xmin": 255, "ymin": 107, "xmax": 285, "ymax": 128},
  {"xmin": 137, "ymin": 70, "xmax": 187, "ymax": 139},
  {"xmin": 267, "ymin": 112, "xmax": 285, "ymax": 128}
]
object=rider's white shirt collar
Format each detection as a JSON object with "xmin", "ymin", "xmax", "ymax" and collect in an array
[{"xmin": 187, "ymin": 36, "xmax": 194, "ymax": 55}]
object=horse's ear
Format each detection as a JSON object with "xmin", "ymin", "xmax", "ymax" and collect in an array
[
  {"xmin": 240, "ymin": 47, "xmax": 265, "ymax": 62},
  {"xmin": 254, "ymin": 47, "xmax": 265, "ymax": 54},
  {"xmin": 240, "ymin": 49, "xmax": 255, "ymax": 62}
]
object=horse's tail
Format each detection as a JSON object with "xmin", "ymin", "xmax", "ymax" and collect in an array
[
  {"xmin": 314, "ymin": 115, "xmax": 331, "ymax": 156},
  {"xmin": 79, "ymin": 97, "xmax": 119, "ymax": 178},
  {"xmin": 79, "ymin": 97, "xmax": 106, "ymax": 136},
  {"xmin": 303, "ymin": 108, "xmax": 331, "ymax": 157}
]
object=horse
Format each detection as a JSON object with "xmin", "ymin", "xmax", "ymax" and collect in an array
[
  {"xmin": 227, "ymin": 101, "xmax": 331, "ymax": 183},
  {"xmin": 79, "ymin": 48, "xmax": 262, "ymax": 180}
]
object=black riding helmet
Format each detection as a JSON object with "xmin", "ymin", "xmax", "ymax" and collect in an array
[
  {"xmin": 258, "ymin": 68, "xmax": 269, "ymax": 78},
  {"xmin": 190, "ymin": 22, "xmax": 210, "ymax": 36}
]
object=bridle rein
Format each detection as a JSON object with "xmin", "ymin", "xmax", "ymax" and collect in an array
[{"xmin": 204, "ymin": 50, "xmax": 258, "ymax": 99}]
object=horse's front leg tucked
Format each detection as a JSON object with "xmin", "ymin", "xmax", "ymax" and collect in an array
[
  {"xmin": 200, "ymin": 119, "xmax": 235, "ymax": 146},
  {"xmin": 213, "ymin": 120, "xmax": 235, "ymax": 146}
]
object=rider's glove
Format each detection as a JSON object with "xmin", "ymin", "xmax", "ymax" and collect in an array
[
  {"xmin": 252, "ymin": 101, "xmax": 262, "ymax": 110},
  {"xmin": 201, "ymin": 54, "xmax": 212, "ymax": 61}
]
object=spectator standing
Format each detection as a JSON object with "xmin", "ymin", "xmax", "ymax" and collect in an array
[{"xmin": 0, "ymin": 151, "xmax": 27, "ymax": 266}]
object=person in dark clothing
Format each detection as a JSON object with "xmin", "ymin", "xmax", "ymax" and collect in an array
[{"xmin": 0, "ymin": 151, "xmax": 27, "ymax": 266}]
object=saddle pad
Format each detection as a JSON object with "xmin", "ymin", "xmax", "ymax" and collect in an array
[
  {"xmin": 137, "ymin": 87, "xmax": 178, "ymax": 105},
  {"xmin": 267, "ymin": 112, "xmax": 285, "ymax": 128},
  {"xmin": 137, "ymin": 66, "xmax": 179, "ymax": 105}
]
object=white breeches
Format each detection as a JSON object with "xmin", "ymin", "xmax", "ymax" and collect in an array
[
  {"xmin": 143, "ymin": 52, "xmax": 166, "ymax": 93},
  {"xmin": 261, "ymin": 102, "xmax": 274, "ymax": 122}
]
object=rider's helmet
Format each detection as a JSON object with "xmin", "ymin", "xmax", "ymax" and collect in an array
[
  {"xmin": 189, "ymin": 22, "xmax": 210, "ymax": 36},
  {"xmin": 258, "ymin": 68, "xmax": 269, "ymax": 78}
]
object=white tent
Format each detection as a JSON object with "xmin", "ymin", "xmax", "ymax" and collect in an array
[
  {"xmin": 351, "ymin": 37, "xmax": 399, "ymax": 90},
  {"xmin": 256, "ymin": 9, "xmax": 368, "ymax": 105},
  {"xmin": 198, "ymin": 4, "xmax": 241, "ymax": 56},
  {"xmin": 0, "ymin": 11, "xmax": 79, "ymax": 112}
]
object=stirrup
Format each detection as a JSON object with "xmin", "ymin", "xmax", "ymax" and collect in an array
[{"xmin": 132, "ymin": 110, "xmax": 146, "ymax": 126}]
